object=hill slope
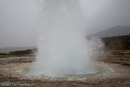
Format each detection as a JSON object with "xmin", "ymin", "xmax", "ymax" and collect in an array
[{"xmin": 88, "ymin": 26, "xmax": 130, "ymax": 38}]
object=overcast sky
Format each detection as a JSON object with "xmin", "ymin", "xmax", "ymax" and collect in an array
[{"xmin": 0, "ymin": 0, "xmax": 130, "ymax": 47}]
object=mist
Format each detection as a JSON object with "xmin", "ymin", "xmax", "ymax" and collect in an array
[
  {"xmin": 0, "ymin": 0, "xmax": 130, "ymax": 47},
  {"xmin": 31, "ymin": 0, "xmax": 102, "ymax": 76}
]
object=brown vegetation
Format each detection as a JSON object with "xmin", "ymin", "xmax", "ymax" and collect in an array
[
  {"xmin": 0, "ymin": 49, "xmax": 36, "ymax": 58},
  {"xmin": 101, "ymin": 35, "xmax": 130, "ymax": 50}
]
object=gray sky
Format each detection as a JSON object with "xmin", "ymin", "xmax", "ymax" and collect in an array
[{"xmin": 0, "ymin": 0, "xmax": 130, "ymax": 47}]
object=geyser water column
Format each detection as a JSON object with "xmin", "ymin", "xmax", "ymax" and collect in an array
[{"xmin": 32, "ymin": 0, "xmax": 96, "ymax": 76}]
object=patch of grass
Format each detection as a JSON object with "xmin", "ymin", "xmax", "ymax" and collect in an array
[
  {"xmin": 120, "ymin": 51, "xmax": 130, "ymax": 55},
  {"xmin": 112, "ymin": 50, "xmax": 130, "ymax": 55},
  {"xmin": 0, "ymin": 54, "xmax": 35, "ymax": 58}
]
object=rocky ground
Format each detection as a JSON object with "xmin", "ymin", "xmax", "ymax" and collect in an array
[{"xmin": 0, "ymin": 55, "xmax": 130, "ymax": 87}]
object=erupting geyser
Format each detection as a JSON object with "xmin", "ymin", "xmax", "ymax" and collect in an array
[{"xmin": 32, "ymin": 0, "xmax": 97, "ymax": 77}]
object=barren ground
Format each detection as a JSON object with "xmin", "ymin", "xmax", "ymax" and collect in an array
[{"xmin": 0, "ymin": 55, "xmax": 130, "ymax": 87}]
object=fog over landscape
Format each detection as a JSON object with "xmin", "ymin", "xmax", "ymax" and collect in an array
[{"xmin": 0, "ymin": 0, "xmax": 130, "ymax": 47}]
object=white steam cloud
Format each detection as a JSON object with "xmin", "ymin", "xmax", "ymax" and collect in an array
[{"xmin": 31, "ymin": 0, "xmax": 103, "ymax": 77}]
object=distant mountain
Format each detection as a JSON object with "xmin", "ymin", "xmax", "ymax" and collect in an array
[{"xmin": 88, "ymin": 26, "xmax": 130, "ymax": 38}]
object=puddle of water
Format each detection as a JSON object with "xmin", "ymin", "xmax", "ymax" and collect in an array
[{"xmin": 17, "ymin": 62, "xmax": 114, "ymax": 81}]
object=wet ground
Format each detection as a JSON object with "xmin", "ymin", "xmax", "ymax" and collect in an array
[{"xmin": 0, "ymin": 56, "xmax": 130, "ymax": 87}]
